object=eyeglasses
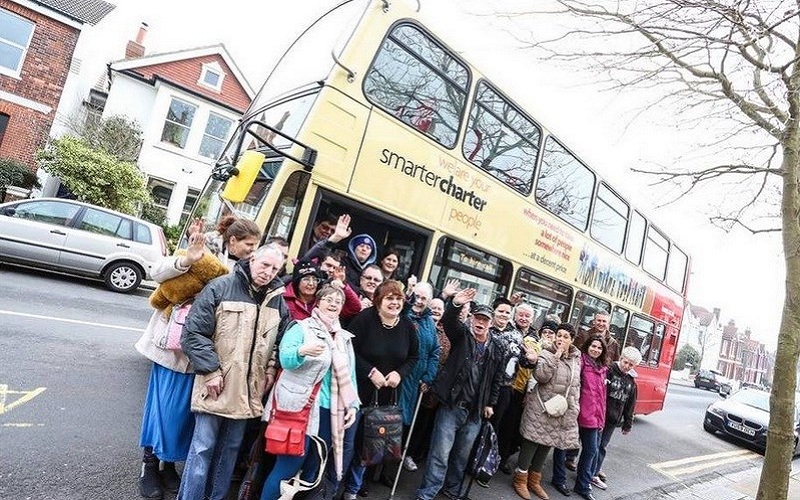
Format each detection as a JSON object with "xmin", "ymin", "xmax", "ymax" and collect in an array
[
  {"xmin": 300, "ymin": 276, "xmax": 320, "ymax": 284},
  {"xmin": 361, "ymin": 276, "xmax": 383, "ymax": 283},
  {"xmin": 319, "ymin": 296, "xmax": 343, "ymax": 306}
]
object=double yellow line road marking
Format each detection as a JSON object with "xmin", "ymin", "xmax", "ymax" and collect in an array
[{"xmin": 650, "ymin": 449, "xmax": 760, "ymax": 478}]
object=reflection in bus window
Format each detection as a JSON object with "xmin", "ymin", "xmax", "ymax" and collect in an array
[
  {"xmin": 429, "ymin": 238, "xmax": 511, "ymax": 306},
  {"xmin": 513, "ymin": 268, "xmax": 572, "ymax": 328},
  {"xmin": 536, "ymin": 137, "xmax": 595, "ymax": 231},
  {"xmin": 243, "ymin": 91, "xmax": 318, "ymax": 153},
  {"xmin": 609, "ymin": 306, "xmax": 629, "ymax": 347},
  {"xmin": 625, "ymin": 315, "xmax": 666, "ymax": 366},
  {"xmin": 643, "ymin": 225, "xmax": 669, "ymax": 280},
  {"xmin": 568, "ymin": 291, "xmax": 611, "ymax": 335},
  {"xmin": 265, "ymin": 171, "xmax": 310, "ymax": 242},
  {"xmin": 666, "ymin": 245, "xmax": 688, "ymax": 293},
  {"xmin": 591, "ymin": 183, "xmax": 629, "ymax": 254},
  {"xmin": 463, "ymin": 81, "xmax": 540, "ymax": 194},
  {"xmin": 364, "ymin": 23, "xmax": 469, "ymax": 148},
  {"xmin": 625, "ymin": 211, "xmax": 646, "ymax": 265}
]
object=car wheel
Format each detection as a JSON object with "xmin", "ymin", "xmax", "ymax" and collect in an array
[
  {"xmin": 703, "ymin": 421, "xmax": 715, "ymax": 433},
  {"xmin": 103, "ymin": 261, "xmax": 142, "ymax": 293}
]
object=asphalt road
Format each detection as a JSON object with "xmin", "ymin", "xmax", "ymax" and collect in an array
[{"xmin": 0, "ymin": 265, "xmax": 766, "ymax": 500}]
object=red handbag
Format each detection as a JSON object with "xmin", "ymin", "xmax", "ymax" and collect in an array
[{"xmin": 264, "ymin": 382, "xmax": 322, "ymax": 457}]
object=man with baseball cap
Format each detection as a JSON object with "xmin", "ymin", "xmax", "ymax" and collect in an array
[{"xmin": 416, "ymin": 287, "xmax": 505, "ymax": 500}]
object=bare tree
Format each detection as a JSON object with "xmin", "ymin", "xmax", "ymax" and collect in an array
[{"xmin": 495, "ymin": 1, "xmax": 800, "ymax": 498}]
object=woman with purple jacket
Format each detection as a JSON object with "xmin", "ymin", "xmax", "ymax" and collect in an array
[{"xmin": 573, "ymin": 336, "xmax": 609, "ymax": 500}]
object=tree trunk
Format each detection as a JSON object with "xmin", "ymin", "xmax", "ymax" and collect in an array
[{"xmin": 756, "ymin": 140, "xmax": 800, "ymax": 500}]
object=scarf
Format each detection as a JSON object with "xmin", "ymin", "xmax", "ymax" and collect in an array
[{"xmin": 311, "ymin": 308, "xmax": 359, "ymax": 479}]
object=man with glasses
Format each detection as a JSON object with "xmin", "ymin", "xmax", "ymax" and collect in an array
[{"xmin": 357, "ymin": 264, "xmax": 384, "ymax": 309}]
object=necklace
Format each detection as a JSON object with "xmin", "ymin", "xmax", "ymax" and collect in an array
[{"xmin": 380, "ymin": 315, "xmax": 399, "ymax": 329}]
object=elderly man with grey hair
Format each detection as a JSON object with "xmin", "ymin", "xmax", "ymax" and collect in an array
[{"xmin": 177, "ymin": 244, "xmax": 290, "ymax": 500}]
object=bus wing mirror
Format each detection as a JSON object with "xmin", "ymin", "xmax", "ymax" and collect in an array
[{"xmin": 222, "ymin": 151, "xmax": 265, "ymax": 203}]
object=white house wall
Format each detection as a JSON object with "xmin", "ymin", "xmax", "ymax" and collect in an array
[{"xmin": 105, "ymin": 76, "xmax": 241, "ymax": 225}]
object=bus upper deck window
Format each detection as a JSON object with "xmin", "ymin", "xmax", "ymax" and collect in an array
[
  {"xmin": 463, "ymin": 81, "xmax": 541, "ymax": 195},
  {"xmin": 536, "ymin": 137, "xmax": 595, "ymax": 231},
  {"xmin": 364, "ymin": 23, "xmax": 470, "ymax": 148}
]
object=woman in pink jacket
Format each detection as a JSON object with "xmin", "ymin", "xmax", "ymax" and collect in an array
[{"xmin": 573, "ymin": 336, "xmax": 609, "ymax": 500}]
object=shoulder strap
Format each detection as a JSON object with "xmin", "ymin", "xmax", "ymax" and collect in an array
[{"xmin": 564, "ymin": 356, "xmax": 577, "ymax": 399}]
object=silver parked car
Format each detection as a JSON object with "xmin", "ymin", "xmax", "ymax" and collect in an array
[{"xmin": 0, "ymin": 198, "xmax": 166, "ymax": 292}]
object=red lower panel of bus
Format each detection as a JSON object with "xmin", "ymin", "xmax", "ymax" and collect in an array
[{"xmin": 633, "ymin": 365, "xmax": 670, "ymax": 415}]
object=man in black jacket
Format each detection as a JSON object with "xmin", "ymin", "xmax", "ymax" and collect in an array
[{"xmin": 415, "ymin": 288, "xmax": 504, "ymax": 500}]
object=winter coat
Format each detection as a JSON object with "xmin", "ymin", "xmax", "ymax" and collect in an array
[
  {"xmin": 181, "ymin": 260, "xmax": 290, "ymax": 419},
  {"xmin": 284, "ymin": 282, "xmax": 316, "ymax": 321},
  {"xmin": 519, "ymin": 344, "xmax": 581, "ymax": 450},
  {"xmin": 135, "ymin": 253, "xmax": 229, "ymax": 373},
  {"xmin": 343, "ymin": 234, "xmax": 377, "ymax": 285},
  {"xmin": 605, "ymin": 362, "xmax": 638, "ymax": 431},
  {"xmin": 399, "ymin": 307, "xmax": 440, "ymax": 424},
  {"xmin": 432, "ymin": 300, "xmax": 504, "ymax": 413},
  {"xmin": 263, "ymin": 318, "xmax": 349, "ymax": 436},
  {"xmin": 491, "ymin": 323, "xmax": 523, "ymax": 387},
  {"xmin": 577, "ymin": 353, "xmax": 608, "ymax": 429}
]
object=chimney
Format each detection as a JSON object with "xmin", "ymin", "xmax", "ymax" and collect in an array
[{"xmin": 125, "ymin": 22, "xmax": 148, "ymax": 59}]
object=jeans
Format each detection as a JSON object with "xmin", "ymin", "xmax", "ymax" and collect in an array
[
  {"xmin": 574, "ymin": 427, "xmax": 601, "ymax": 495},
  {"xmin": 551, "ymin": 448, "xmax": 567, "ymax": 486},
  {"xmin": 315, "ymin": 407, "xmax": 361, "ymax": 499},
  {"xmin": 593, "ymin": 425, "xmax": 616, "ymax": 476},
  {"xmin": 261, "ymin": 436, "xmax": 311, "ymax": 500},
  {"xmin": 177, "ymin": 413, "xmax": 248, "ymax": 500},
  {"xmin": 416, "ymin": 405, "xmax": 481, "ymax": 500}
]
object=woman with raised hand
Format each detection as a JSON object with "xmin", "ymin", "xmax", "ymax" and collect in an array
[{"xmin": 135, "ymin": 216, "xmax": 261, "ymax": 499}]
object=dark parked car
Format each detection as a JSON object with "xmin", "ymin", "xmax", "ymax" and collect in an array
[
  {"xmin": 695, "ymin": 369, "xmax": 731, "ymax": 395},
  {"xmin": 704, "ymin": 388, "xmax": 800, "ymax": 456}
]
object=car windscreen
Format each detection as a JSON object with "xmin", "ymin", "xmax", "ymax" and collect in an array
[{"xmin": 730, "ymin": 390, "xmax": 770, "ymax": 412}]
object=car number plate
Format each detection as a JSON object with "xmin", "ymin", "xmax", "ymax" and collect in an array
[{"xmin": 728, "ymin": 421, "xmax": 755, "ymax": 436}]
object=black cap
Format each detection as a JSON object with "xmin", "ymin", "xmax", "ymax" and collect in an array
[
  {"xmin": 471, "ymin": 304, "xmax": 494, "ymax": 319},
  {"xmin": 540, "ymin": 320, "xmax": 559, "ymax": 333}
]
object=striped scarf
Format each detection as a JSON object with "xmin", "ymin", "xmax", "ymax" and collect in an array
[{"xmin": 311, "ymin": 308, "xmax": 359, "ymax": 479}]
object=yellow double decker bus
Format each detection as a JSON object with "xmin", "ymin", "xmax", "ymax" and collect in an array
[{"xmin": 186, "ymin": 0, "xmax": 689, "ymax": 414}]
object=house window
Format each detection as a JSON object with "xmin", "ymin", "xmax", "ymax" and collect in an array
[
  {"xmin": 161, "ymin": 97, "xmax": 197, "ymax": 148},
  {"xmin": 148, "ymin": 178, "xmax": 173, "ymax": 208},
  {"xmin": 199, "ymin": 62, "xmax": 225, "ymax": 91},
  {"xmin": 198, "ymin": 112, "xmax": 232, "ymax": 160},
  {"xmin": 180, "ymin": 188, "xmax": 200, "ymax": 226},
  {"xmin": 0, "ymin": 113, "xmax": 9, "ymax": 147},
  {"xmin": 0, "ymin": 9, "xmax": 34, "ymax": 76}
]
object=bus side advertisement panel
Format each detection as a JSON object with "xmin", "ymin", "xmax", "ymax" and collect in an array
[{"xmin": 350, "ymin": 112, "xmax": 582, "ymax": 281}]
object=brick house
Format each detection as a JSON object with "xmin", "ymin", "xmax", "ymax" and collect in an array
[
  {"xmin": 0, "ymin": 0, "xmax": 114, "ymax": 172},
  {"xmin": 717, "ymin": 320, "xmax": 771, "ymax": 386},
  {"xmin": 94, "ymin": 38, "xmax": 254, "ymax": 225}
]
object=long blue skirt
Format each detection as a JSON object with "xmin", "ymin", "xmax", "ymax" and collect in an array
[{"xmin": 139, "ymin": 362, "xmax": 195, "ymax": 462}]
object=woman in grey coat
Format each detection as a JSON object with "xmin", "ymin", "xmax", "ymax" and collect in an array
[{"xmin": 512, "ymin": 323, "xmax": 581, "ymax": 500}]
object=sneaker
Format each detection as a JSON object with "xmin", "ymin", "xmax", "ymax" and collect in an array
[
  {"xmin": 475, "ymin": 477, "xmax": 490, "ymax": 488},
  {"xmin": 403, "ymin": 456, "xmax": 419, "ymax": 472},
  {"xmin": 590, "ymin": 476, "xmax": 607, "ymax": 490},
  {"xmin": 342, "ymin": 494, "xmax": 358, "ymax": 500},
  {"xmin": 596, "ymin": 471, "xmax": 606, "ymax": 482},
  {"xmin": 565, "ymin": 459, "xmax": 577, "ymax": 472}
]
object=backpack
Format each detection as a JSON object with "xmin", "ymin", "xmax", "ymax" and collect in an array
[{"xmin": 469, "ymin": 421, "xmax": 500, "ymax": 483}]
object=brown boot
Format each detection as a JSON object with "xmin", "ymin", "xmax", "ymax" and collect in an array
[
  {"xmin": 513, "ymin": 471, "xmax": 532, "ymax": 499},
  {"xmin": 527, "ymin": 471, "xmax": 550, "ymax": 500}
]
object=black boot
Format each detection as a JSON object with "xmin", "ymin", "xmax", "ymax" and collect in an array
[
  {"xmin": 159, "ymin": 461, "xmax": 181, "ymax": 494},
  {"xmin": 139, "ymin": 461, "xmax": 164, "ymax": 499}
]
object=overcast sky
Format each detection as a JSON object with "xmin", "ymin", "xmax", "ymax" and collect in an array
[{"xmin": 76, "ymin": 0, "xmax": 785, "ymax": 348}]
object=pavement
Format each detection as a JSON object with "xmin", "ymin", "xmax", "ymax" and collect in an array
[{"xmin": 620, "ymin": 461, "xmax": 800, "ymax": 500}]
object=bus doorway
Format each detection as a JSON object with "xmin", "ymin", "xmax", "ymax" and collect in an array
[{"xmin": 301, "ymin": 190, "xmax": 432, "ymax": 285}]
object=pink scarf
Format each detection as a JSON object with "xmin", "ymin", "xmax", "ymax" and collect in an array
[{"xmin": 311, "ymin": 308, "xmax": 359, "ymax": 479}]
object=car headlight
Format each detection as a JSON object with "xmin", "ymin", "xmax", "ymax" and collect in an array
[{"xmin": 707, "ymin": 405, "xmax": 725, "ymax": 418}]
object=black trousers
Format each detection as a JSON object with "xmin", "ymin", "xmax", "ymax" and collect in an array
[{"xmin": 498, "ymin": 388, "xmax": 525, "ymax": 461}]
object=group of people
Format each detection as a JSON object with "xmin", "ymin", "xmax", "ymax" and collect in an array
[{"xmin": 134, "ymin": 212, "xmax": 642, "ymax": 500}]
